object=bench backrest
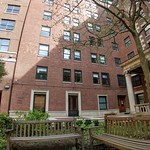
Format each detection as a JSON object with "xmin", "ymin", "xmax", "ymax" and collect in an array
[
  {"xmin": 105, "ymin": 114, "xmax": 150, "ymax": 140},
  {"xmin": 11, "ymin": 120, "xmax": 77, "ymax": 137}
]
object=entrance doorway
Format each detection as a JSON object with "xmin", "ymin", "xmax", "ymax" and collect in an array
[
  {"xmin": 118, "ymin": 95, "xmax": 126, "ymax": 112},
  {"xmin": 68, "ymin": 95, "xmax": 79, "ymax": 117},
  {"xmin": 33, "ymin": 92, "xmax": 46, "ymax": 112}
]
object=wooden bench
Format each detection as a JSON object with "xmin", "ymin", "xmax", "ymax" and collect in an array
[
  {"xmin": 89, "ymin": 113, "xmax": 150, "ymax": 150},
  {"xmin": 5, "ymin": 119, "xmax": 84, "ymax": 150}
]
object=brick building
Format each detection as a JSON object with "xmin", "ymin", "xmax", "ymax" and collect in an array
[{"xmin": 1, "ymin": 0, "xmax": 144, "ymax": 118}]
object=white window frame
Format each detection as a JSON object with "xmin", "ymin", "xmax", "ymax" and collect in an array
[
  {"xmin": 64, "ymin": 16, "xmax": 71, "ymax": 24},
  {"xmin": 73, "ymin": 18, "xmax": 79, "ymax": 27},
  {"xmin": 6, "ymin": 5, "xmax": 20, "ymax": 14},
  {"xmin": 73, "ymin": 33, "xmax": 80, "ymax": 43},
  {"xmin": 0, "ymin": 38, "xmax": 10, "ymax": 52},
  {"xmin": 64, "ymin": 31, "xmax": 70, "ymax": 41},
  {"xmin": 40, "ymin": 26, "xmax": 51, "ymax": 37},
  {"xmin": 43, "ymin": 11, "xmax": 52, "ymax": 20},
  {"xmin": 97, "ymin": 95, "xmax": 108, "ymax": 110},
  {"xmin": 38, "ymin": 44, "xmax": 49, "ymax": 57}
]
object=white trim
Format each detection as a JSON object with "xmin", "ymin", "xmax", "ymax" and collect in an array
[
  {"xmin": 134, "ymin": 90, "xmax": 144, "ymax": 94},
  {"xmin": 30, "ymin": 89, "xmax": 49, "ymax": 112},
  {"xmin": 97, "ymin": 95, "xmax": 108, "ymax": 110},
  {"xmin": 66, "ymin": 91, "xmax": 81, "ymax": 116}
]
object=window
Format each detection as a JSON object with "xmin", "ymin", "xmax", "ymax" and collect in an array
[
  {"xmin": 89, "ymin": 36, "xmax": 95, "ymax": 45},
  {"xmin": 63, "ymin": 69, "xmax": 71, "ymax": 82},
  {"xmin": 74, "ymin": 50, "xmax": 81, "ymax": 61},
  {"xmin": 132, "ymin": 75, "xmax": 142, "ymax": 87},
  {"xmin": 93, "ymin": 72, "xmax": 100, "ymax": 84},
  {"xmin": 75, "ymin": 70, "xmax": 82, "ymax": 83},
  {"xmin": 98, "ymin": 96, "xmax": 107, "ymax": 110},
  {"xmin": 112, "ymin": 42, "xmax": 119, "ymax": 51},
  {"xmin": 85, "ymin": 0, "xmax": 90, "ymax": 7},
  {"xmin": 43, "ymin": 11, "xmax": 52, "ymax": 20},
  {"xmin": 114, "ymin": 57, "xmax": 121, "ymax": 67},
  {"xmin": 100, "ymin": 55, "xmax": 106, "ymax": 65},
  {"xmin": 124, "ymin": 36, "xmax": 131, "ymax": 48},
  {"xmin": 73, "ymin": 33, "xmax": 80, "ymax": 43},
  {"xmin": 45, "ymin": 0, "xmax": 54, "ymax": 5},
  {"xmin": 6, "ymin": 5, "xmax": 20, "ymax": 14},
  {"xmin": 0, "ymin": 38, "xmax": 10, "ymax": 52},
  {"xmin": 63, "ymin": 48, "xmax": 71, "ymax": 60},
  {"xmin": 73, "ymin": 18, "xmax": 79, "ymax": 27},
  {"xmin": 101, "ymin": 72, "xmax": 110, "ymax": 85},
  {"xmin": 64, "ymin": 30, "xmax": 70, "ymax": 41},
  {"xmin": 38, "ymin": 44, "xmax": 49, "ymax": 57},
  {"xmin": 64, "ymin": 16, "xmax": 70, "ymax": 24},
  {"xmin": 91, "ymin": 3, "xmax": 97, "ymax": 9},
  {"xmin": 91, "ymin": 53, "xmax": 97, "ymax": 63},
  {"xmin": 144, "ymin": 25, "xmax": 150, "ymax": 36},
  {"xmin": 86, "ymin": 10, "xmax": 92, "ymax": 18},
  {"xmin": 40, "ymin": 26, "xmax": 51, "ymax": 37},
  {"xmin": 128, "ymin": 51, "xmax": 134, "ymax": 59},
  {"xmin": 87, "ymin": 23, "xmax": 93, "ymax": 31},
  {"xmin": 0, "ymin": 19, "xmax": 15, "ymax": 31},
  {"xmin": 106, "ymin": 17, "xmax": 112, "ymax": 24},
  {"xmin": 64, "ymin": 3, "xmax": 70, "ymax": 11},
  {"xmin": 93, "ymin": 13, "xmax": 98, "ymax": 19},
  {"xmin": 97, "ymin": 38, "xmax": 104, "ymax": 47},
  {"xmin": 109, "ymin": 29, "xmax": 116, "ymax": 37},
  {"xmin": 95, "ymin": 25, "xmax": 101, "ymax": 32},
  {"xmin": 73, "ymin": 7, "xmax": 79, "ymax": 13},
  {"xmin": 36, "ymin": 66, "xmax": 48, "ymax": 80},
  {"xmin": 117, "ymin": 75, "xmax": 126, "ymax": 87}
]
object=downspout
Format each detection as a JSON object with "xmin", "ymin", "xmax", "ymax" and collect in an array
[{"xmin": 8, "ymin": 0, "xmax": 32, "ymax": 114}]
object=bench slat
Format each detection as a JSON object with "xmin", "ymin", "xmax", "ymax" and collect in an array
[
  {"xmin": 10, "ymin": 133, "xmax": 82, "ymax": 142},
  {"xmin": 91, "ymin": 133, "xmax": 150, "ymax": 150}
]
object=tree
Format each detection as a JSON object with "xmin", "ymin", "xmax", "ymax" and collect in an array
[
  {"xmin": 0, "ymin": 61, "xmax": 7, "ymax": 80},
  {"xmin": 90, "ymin": 0, "xmax": 150, "ymax": 107}
]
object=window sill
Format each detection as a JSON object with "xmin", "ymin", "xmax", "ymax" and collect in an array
[
  {"xmin": 102, "ymin": 85, "xmax": 110, "ymax": 87},
  {"xmin": 35, "ymin": 79, "xmax": 47, "ymax": 82},
  {"xmin": 75, "ymin": 82, "xmax": 83, "ymax": 84},
  {"xmin": 63, "ymin": 81, "xmax": 71, "ymax": 84},
  {"xmin": 93, "ymin": 83, "xmax": 100, "ymax": 85}
]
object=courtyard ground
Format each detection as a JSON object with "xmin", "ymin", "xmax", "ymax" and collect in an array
[{"xmin": 13, "ymin": 140, "xmax": 118, "ymax": 150}]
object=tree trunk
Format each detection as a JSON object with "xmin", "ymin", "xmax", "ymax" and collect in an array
[{"xmin": 133, "ymin": 32, "xmax": 150, "ymax": 108}]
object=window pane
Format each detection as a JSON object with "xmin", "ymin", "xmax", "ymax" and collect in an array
[
  {"xmin": 0, "ymin": 19, "xmax": 15, "ymax": 31},
  {"xmin": 75, "ymin": 70, "xmax": 82, "ymax": 83},
  {"xmin": 43, "ymin": 11, "xmax": 52, "ymax": 20},
  {"xmin": 63, "ymin": 69, "xmax": 71, "ymax": 82},
  {"xmin": 100, "ymin": 55, "xmax": 106, "ymax": 65},
  {"xmin": 0, "ymin": 39, "xmax": 10, "ymax": 52},
  {"xmin": 101, "ymin": 73, "xmax": 110, "ymax": 85},
  {"xmin": 36, "ymin": 66, "xmax": 48, "ymax": 80},
  {"xmin": 41, "ymin": 26, "xmax": 51, "ymax": 37},
  {"xmin": 99, "ymin": 96, "xmax": 107, "ymax": 110},
  {"xmin": 39, "ymin": 44, "xmax": 49, "ymax": 56},
  {"xmin": 63, "ymin": 48, "xmax": 71, "ymax": 60},
  {"xmin": 6, "ymin": 5, "xmax": 20, "ymax": 14},
  {"xmin": 93, "ymin": 72, "xmax": 99, "ymax": 84},
  {"xmin": 74, "ymin": 50, "xmax": 81, "ymax": 61}
]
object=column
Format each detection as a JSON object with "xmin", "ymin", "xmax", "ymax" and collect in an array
[{"xmin": 125, "ymin": 72, "xmax": 135, "ymax": 113}]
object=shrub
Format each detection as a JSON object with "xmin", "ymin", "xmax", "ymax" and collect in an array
[
  {"xmin": 24, "ymin": 110, "xmax": 49, "ymax": 121},
  {"xmin": 75, "ymin": 117, "xmax": 104, "ymax": 129},
  {"xmin": 0, "ymin": 113, "xmax": 12, "ymax": 150}
]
